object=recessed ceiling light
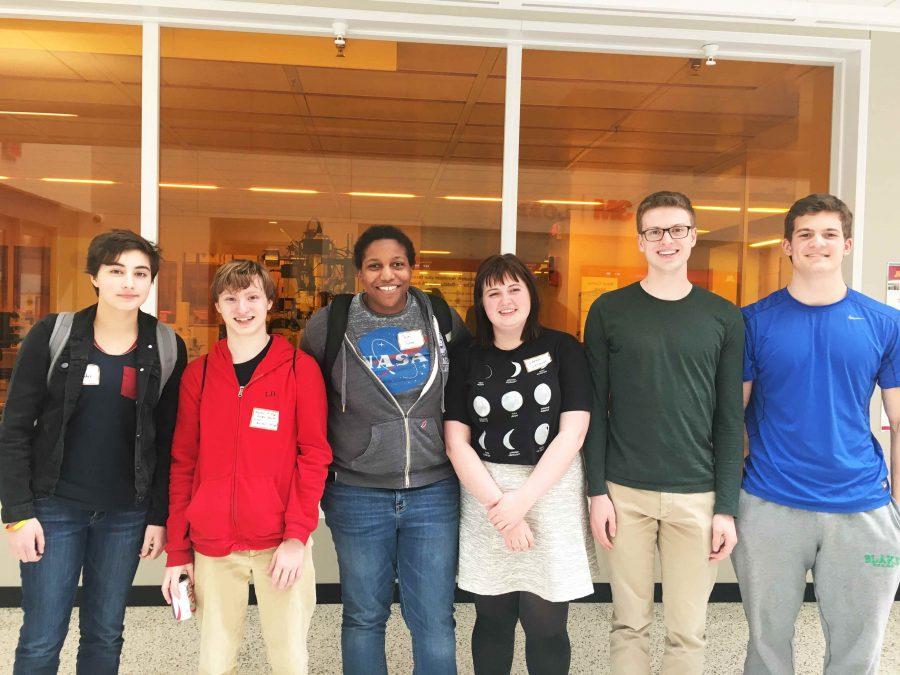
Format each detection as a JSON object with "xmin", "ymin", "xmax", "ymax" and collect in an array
[
  {"xmin": 748, "ymin": 238, "xmax": 783, "ymax": 248},
  {"xmin": 420, "ymin": 250, "xmax": 451, "ymax": 255},
  {"xmin": 347, "ymin": 191, "xmax": 416, "ymax": 199},
  {"xmin": 41, "ymin": 177, "xmax": 116, "ymax": 185},
  {"xmin": 442, "ymin": 195, "xmax": 502, "ymax": 202},
  {"xmin": 438, "ymin": 272, "xmax": 462, "ymax": 277},
  {"xmin": 694, "ymin": 205, "xmax": 741, "ymax": 212},
  {"xmin": 249, "ymin": 187, "xmax": 319, "ymax": 194},
  {"xmin": 696, "ymin": 229, "xmax": 711, "ymax": 234},
  {"xmin": 268, "ymin": 220, "xmax": 278, "ymax": 224},
  {"xmin": 160, "ymin": 182, "xmax": 218, "ymax": 190},
  {"xmin": 0, "ymin": 110, "xmax": 78, "ymax": 117},
  {"xmin": 536, "ymin": 199, "xmax": 602, "ymax": 206},
  {"xmin": 748, "ymin": 207, "xmax": 788, "ymax": 214}
]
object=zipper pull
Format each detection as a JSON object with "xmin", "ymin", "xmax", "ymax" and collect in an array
[{"xmin": 238, "ymin": 386, "xmax": 244, "ymax": 398}]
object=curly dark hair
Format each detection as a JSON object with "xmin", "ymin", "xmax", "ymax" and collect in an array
[{"xmin": 353, "ymin": 225, "xmax": 415, "ymax": 269}]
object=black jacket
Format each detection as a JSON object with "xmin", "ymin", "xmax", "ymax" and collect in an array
[{"xmin": 0, "ymin": 305, "xmax": 186, "ymax": 525}]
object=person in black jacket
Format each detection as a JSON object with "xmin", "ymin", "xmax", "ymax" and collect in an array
[{"xmin": 0, "ymin": 230, "xmax": 187, "ymax": 675}]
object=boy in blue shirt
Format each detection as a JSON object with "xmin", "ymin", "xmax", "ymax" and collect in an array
[{"xmin": 733, "ymin": 194, "xmax": 900, "ymax": 674}]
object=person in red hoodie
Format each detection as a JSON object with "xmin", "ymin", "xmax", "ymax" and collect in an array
[{"xmin": 161, "ymin": 259, "xmax": 331, "ymax": 674}]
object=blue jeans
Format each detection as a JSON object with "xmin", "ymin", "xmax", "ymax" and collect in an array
[
  {"xmin": 15, "ymin": 497, "xmax": 147, "ymax": 675},
  {"xmin": 323, "ymin": 476, "xmax": 460, "ymax": 675}
]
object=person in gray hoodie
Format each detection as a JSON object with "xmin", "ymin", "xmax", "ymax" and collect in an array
[{"xmin": 301, "ymin": 225, "xmax": 469, "ymax": 675}]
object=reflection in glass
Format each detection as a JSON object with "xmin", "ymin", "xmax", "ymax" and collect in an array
[
  {"xmin": 158, "ymin": 29, "xmax": 505, "ymax": 356},
  {"xmin": 0, "ymin": 20, "xmax": 142, "ymax": 405},
  {"xmin": 516, "ymin": 50, "xmax": 832, "ymax": 337}
]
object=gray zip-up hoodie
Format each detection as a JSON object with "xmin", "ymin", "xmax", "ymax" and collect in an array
[{"xmin": 301, "ymin": 288, "xmax": 469, "ymax": 489}]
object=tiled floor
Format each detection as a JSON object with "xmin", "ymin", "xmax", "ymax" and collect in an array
[{"xmin": 1, "ymin": 602, "xmax": 897, "ymax": 673}]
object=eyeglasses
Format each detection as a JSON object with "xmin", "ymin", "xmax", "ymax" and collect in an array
[{"xmin": 640, "ymin": 224, "xmax": 693, "ymax": 242}]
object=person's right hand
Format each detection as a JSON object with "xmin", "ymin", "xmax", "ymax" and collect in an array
[
  {"xmin": 6, "ymin": 519, "xmax": 44, "ymax": 563},
  {"xmin": 590, "ymin": 494, "xmax": 617, "ymax": 550},
  {"xmin": 503, "ymin": 520, "xmax": 535, "ymax": 552},
  {"xmin": 161, "ymin": 563, "xmax": 194, "ymax": 605}
]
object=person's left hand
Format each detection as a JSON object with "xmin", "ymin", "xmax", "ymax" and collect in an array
[
  {"xmin": 709, "ymin": 514, "xmax": 737, "ymax": 562},
  {"xmin": 140, "ymin": 525, "xmax": 166, "ymax": 560},
  {"xmin": 268, "ymin": 539, "xmax": 306, "ymax": 590},
  {"xmin": 487, "ymin": 491, "xmax": 531, "ymax": 533}
]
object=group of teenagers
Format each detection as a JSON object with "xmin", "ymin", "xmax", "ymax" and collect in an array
[{"xmin": 0, "ymin": 189, "xmax": 898, "ymax": 675}]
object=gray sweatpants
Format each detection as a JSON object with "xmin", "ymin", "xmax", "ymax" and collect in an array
[{"xmin": 731, "ymin": 490, "xmax": 900, "ymax": 675}]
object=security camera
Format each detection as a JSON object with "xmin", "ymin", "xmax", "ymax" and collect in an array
[
  {"xmin": 333, "ymin": 21, "xmax": 347, "ymax": 58},
  {"xmin": 702, "ymin": 43, "xmax": 719, "ymax": 66}
]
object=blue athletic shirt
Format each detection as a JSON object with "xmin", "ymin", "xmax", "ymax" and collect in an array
[{"xmin": 742, "ymin": 287, "xmax": 900, "ymax": 513}]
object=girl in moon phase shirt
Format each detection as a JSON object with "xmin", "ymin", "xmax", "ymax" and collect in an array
[
  {"xmin": 445, "ymin": 329, "xmax": 591, "ymax": 465},
  {"xmin": 444, "ymin": 253, "xmax": 596, "ymax": 675}
]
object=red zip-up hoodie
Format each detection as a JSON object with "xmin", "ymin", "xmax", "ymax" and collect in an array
[{"xmin": 165, "ymin": 335, "xmax": 331, "ymax": 567}]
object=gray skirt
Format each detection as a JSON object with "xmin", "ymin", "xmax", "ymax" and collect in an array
[{"xmin": 458, "ymin": 454, "xmax": 598, "ymax": 603}]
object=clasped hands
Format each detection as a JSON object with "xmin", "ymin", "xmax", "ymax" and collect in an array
[{"xmin": 486, "ymin": 490, "xmax": 534, "ymax": 553}]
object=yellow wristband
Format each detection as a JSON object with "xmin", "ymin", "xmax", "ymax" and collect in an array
[{"xmin": 5, "ymin": 520, "xmax": 29, "ymax": 532}]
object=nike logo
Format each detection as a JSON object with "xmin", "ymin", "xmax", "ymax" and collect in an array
[{"xmin": 848, "ymin": 315, "xmax": 865, "ymax": 320}]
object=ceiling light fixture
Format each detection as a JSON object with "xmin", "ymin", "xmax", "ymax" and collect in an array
[
  {"xmin": 347, "ymin": 191, "xmax": 416, "ymax": 198},
  {"xmin": 249, "ymin": 187, "xmax": 319, "ymax": 194},
  {"xmin": 694, "ymin": 205, "xmax": 741, "ymax": 212},
  {"xmin": 442, "ymin": 195, "xmax": 502, "ymax": 202},
  {"xmin": 438, "ymin": 272, "xmax": 462, "ymax": 277},
  {"xmin": 160, "ymin": 182, "xmax": 218, "ymax": 190},
  {"xmin": 41, "ymin": 177, "xmax": 116, "ymax": 185},
  {"xmin": 0, "ymin": 110, "xmax": 78, "ymax": 117},
  {"xmin": 748, "ymin": 207, "xmax": 789, "ymax": 214},
  {"xmin": 420, "ymin": 250, "xmax": 451, "ymax": 255},
  {"xmin": 696, "ymin": 229, "xmax": 711, "ymax": 234},
  {"xmin": 0, "ymin": 176, "xmax": 9, "ymax": 180},
  {"xmin": 537, "ymin": 199, "xmax": 602, "ymax": 206},
  {"xmin": 748, "ymin": 238, "xmax": 783, "ymax": 248}
]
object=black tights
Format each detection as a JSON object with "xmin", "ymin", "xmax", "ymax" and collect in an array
[{"xmin": 472, "ymin": 591, "xmax": 570, "ymax": 675}]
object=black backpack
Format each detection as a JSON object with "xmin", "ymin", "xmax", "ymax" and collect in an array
[{"xmin": 322, "ymin": 292, "xmax": 453, "ymax": 380}]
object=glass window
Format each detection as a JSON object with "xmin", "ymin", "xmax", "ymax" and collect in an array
[
  {"xmin": 158, "ymin": 29, "xmax": 505, "ymax": 356},
  {"xmin": 0, "ymin": 19, "xmax": 142, "ymax": 404},
  {"xmin": 516, "ymin": 50, "xmax": 832, "ymax": 337}
]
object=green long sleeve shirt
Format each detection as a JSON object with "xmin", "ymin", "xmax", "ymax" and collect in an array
[{"xmin": 582, "ymin": 282, "xmax": 745, "ymax": 515}]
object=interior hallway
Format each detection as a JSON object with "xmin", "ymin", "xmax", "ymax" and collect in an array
[{"xmin": 0, "ymin": 602, "xmax": 897, "ymax": 674}]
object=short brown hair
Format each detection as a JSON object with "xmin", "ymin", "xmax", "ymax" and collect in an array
[
  {"xmin": 784, "ymin": 194, "xmax": 853, "ymax": 240},
  {"xmin": 210, "ymin": 260, "xmax": 276, "ymax": 302},
  {"xmin": 473, "ymin": 254, "xmax": 542, "ymax": 348},
  {"xmin": 635, "ymin": 191, "xmax": 695, "ymax": 233},
  {"xmin": 86, "ymin": 230, "xmax": 161, "ymax": 296}
]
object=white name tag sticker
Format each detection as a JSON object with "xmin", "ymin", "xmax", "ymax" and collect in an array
[
  {"xmin": 523, "ymin": 352, "xmax": 552, "ymax": 372},
  {"xmin": 397, "ymin": 329, "xmax": 425, "ymax": 351},
  {"xmin": 250, "ymin": 407, "xmax": 279, "ymax": 431},
  {"xmin": 82, "ymin": 364, "xmax": 100, "ymax": 386}
]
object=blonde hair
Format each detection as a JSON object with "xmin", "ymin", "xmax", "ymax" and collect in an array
[{"xmin": 210, "ymin": 260, "xmax": 276, "ymax": 302}]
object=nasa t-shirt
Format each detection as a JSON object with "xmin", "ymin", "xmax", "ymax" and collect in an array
[
  {"xmin": 347, "ymin": 292, "xmax": 433, "ymax": 413},
  {"xmin": 444, "ymin": 329, "xmax": 592, "ymax": 465}
]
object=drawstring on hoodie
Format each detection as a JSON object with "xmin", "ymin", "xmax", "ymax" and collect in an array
[{"xmin": 340, "ymin": 345, "xmax": 347, "ymax": 412}]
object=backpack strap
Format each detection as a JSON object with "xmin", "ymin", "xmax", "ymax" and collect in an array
[
  {"xmin": 426, "ymin": 293, "xmax": 454, "ymax": 344},
  {"xmin": 46, "ymin": 312, "xmax": 74, "ymax": 389},
  {"xmin": 155, "ymin": 321, "xmax": 178, "ymax": 400},
  {"xmin": 323, "ymin": 293, "xmax": 353, "ymax": 379}
]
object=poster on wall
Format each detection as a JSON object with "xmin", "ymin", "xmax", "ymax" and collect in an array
[
  {"xmin": 579, "ymin": 275, "xmax": 619, "ymax": 339},
  {"xmin": 883, "ymin": 263, "xmax": 900, "ymax": 430}
]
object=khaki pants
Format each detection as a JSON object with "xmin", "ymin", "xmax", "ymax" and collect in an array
[
  {"xmin": 194, "ymin": 543, "xmax": 316, "ymax": 675},
  {"xmin": 605, "ymin": 482, "xmax": 718, "ymax": 675}
]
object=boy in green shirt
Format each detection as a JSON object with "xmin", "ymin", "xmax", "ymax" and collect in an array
[{"xmin": 584, "ymin": 191, "xmax": 744, "ymax": 674}]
